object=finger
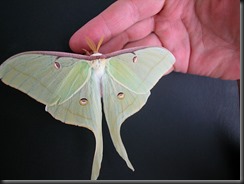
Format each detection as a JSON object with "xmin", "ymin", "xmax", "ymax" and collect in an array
[
  {"xmin": 99, "ymin": 17, "xmax": 155, "ymax": 53},
  {"xmin": 124, "ymin": 33, "xmax": 162, "ymax": 48},
  {"xmin": 100, "ymin": 33, "xmax": 161, "ymax": 53},
  {"xmin": 69, "ymin": 0, "xmax": 165, "ymax": 53},
  {"xmin": 154, "ymin": 17, "xmax": 190, "ymax": 74}
]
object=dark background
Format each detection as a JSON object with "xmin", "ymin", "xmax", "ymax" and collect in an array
[{"xmin": 0, "ymin": 0, "xmax": 240, "ymax": 180}]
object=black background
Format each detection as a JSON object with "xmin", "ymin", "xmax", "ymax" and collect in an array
[{"xmin": 0, "ymin": 0, "xmax": 240, "ymax": 180}]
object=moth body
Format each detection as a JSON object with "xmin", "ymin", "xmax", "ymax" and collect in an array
[{"xmin": 89, "ymin": 52, "xmax": 107, "ymax": 97}]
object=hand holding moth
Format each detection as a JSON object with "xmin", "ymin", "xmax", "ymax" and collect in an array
[
  {"xmin": 1, "ymin": 0, "xmax": 239, "ymax": 180},
  {"xmin": 70, "ymin": 0, "xmax": 240, "ymax": 80}
]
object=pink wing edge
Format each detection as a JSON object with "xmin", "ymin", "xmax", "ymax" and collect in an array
[{"xmin": 4, "ymin": 46, "xmax": 157, "ymax": 61}]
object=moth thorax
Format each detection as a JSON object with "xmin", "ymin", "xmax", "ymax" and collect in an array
[{"xmin": 91, "ymin": 59, "xmax": 106, "ymax": 79}]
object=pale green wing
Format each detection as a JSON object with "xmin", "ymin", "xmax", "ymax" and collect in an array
[
  {"xmin": 46, "ymin": 71, "xmax": 103, "ymax": 180},
  {"xmin": 0, "ymin": 53, "xmax": 91, "ymax": 105},
  {"xmin": 106, "ymin": 47, "xmax": 175, "ymax": 94},
  {"xmin": 102, "ymin": 71, "xmax": 150, "ymax": 171}
]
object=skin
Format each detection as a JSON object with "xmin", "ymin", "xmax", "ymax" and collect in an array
[{"xmin": 69, "ymin": 0, "xmax": 240, "ymax": 80}]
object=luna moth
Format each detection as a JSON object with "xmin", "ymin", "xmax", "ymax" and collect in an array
[{"xmin": 0, "ymin": 37, "xmax": 175, "ymax": 180}]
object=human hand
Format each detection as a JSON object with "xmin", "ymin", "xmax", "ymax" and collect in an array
[{"xmin": 69, "ymin": 0, "xmax": 240, "ymax": 80}]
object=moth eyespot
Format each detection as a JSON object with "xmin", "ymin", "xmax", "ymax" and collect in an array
[
  {"xmin": 79, "ymin": 98, "xmax": 88, "ymax": 106},
  {"xmin": 117, "ymin": 92, "xmax": 125, "ymax": 99},
  {"xmin": 54, "ymin": 62, "xmax": 61, "ymax": 69},
  {"xmin": 132, "ymin": 56, "xmax": 138, "ymax": 63}
]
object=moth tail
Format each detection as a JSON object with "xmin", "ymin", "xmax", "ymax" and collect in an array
[
  {"xmin": 91, "ymin": 131, "xmax": 103, "ymax": 180},
  {"xmin": 109, "ymin": 126, "xmax": 135, "ymax": 171}
]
